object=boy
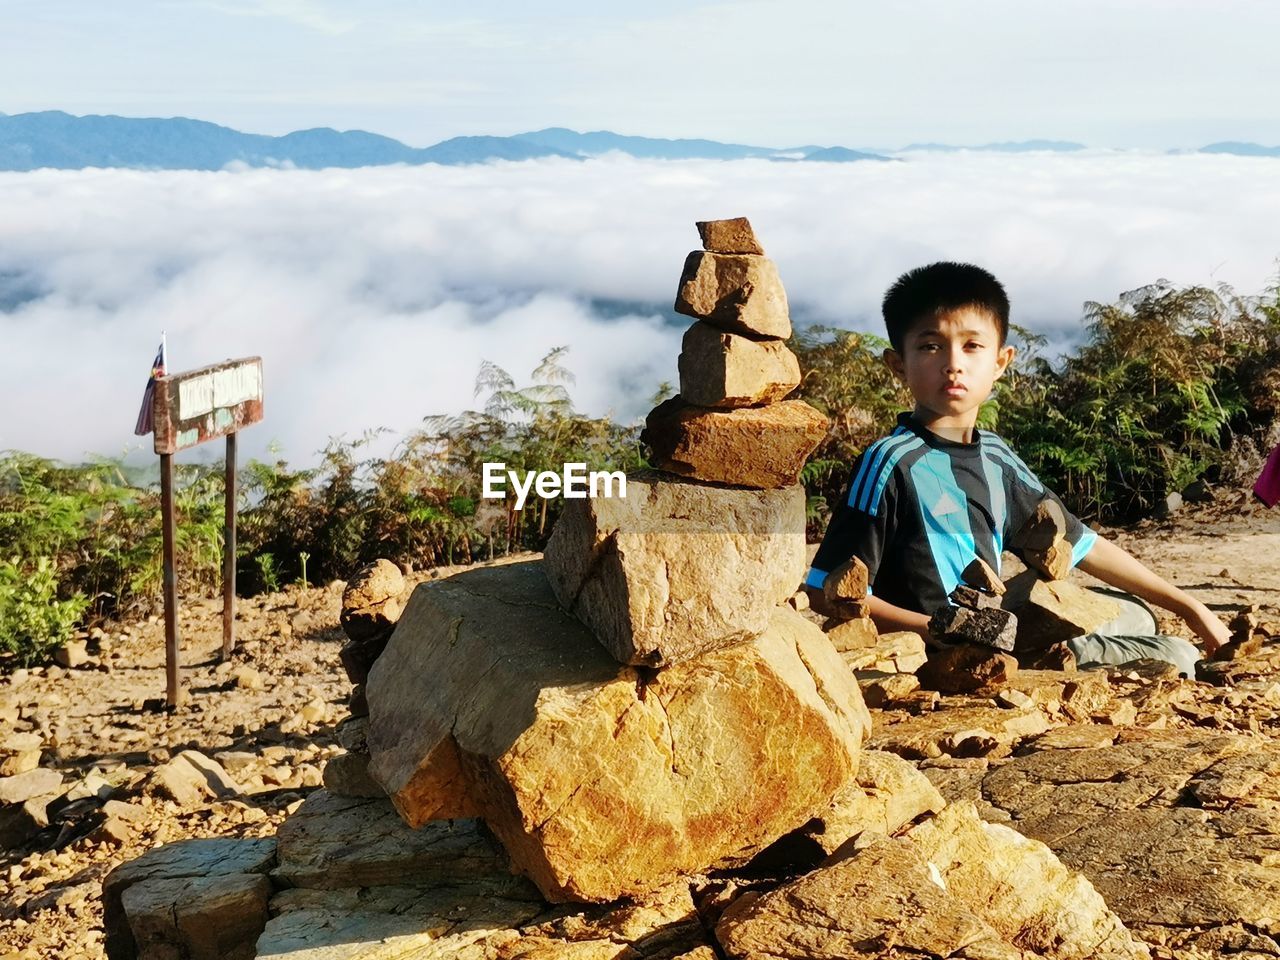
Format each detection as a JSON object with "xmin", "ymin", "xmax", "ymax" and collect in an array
[{"xmin": 807, "ymin": 262, "xmax": 1228, "ymax": 675}]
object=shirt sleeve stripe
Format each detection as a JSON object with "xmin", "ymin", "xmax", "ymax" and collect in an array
[
  {"xmin": 986, "ymin": 445, "xmax": 1044, "ymax": 493},
  {"xmin": 847, "ymin": 427, "xmax": 910, "ymax": 511},
  {"xmin": 986, "ymin": 437, "xmax": 1044, "ymax": 488},
  {"xmin": 863, "ymin": 436, "xmax": 927, "ymax": 514},
  {"xmin": 853, "ymin": 432, "xmax": 915, "ymax": 512},
  {"xmin": 1071, "ymin": 528, "xmax": 1098, "ymax": 566}
]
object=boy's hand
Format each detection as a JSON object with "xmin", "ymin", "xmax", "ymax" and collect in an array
[
  {"xmin": 1179, "ymin": 600, "xmax": 1230, "ymax": 655},
  {"xmin": 1078, "ymin": 536, "xmax": 1229, "ymax": 655}
]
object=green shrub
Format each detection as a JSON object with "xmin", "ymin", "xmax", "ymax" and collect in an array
[
  {"xmin": 997, "ymin": 281, "xmax": 1280, "ymax": 520},
  {"xmin": 0, "ymin": 557, "xmax": 89, "ymax": 665}
]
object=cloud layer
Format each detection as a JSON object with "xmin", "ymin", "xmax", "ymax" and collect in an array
[{"xmin": 2, "ymin": 152, "xmax": 1278, "ymax": 465}]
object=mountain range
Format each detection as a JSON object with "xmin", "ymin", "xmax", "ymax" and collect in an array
[{"xmin": 0, "ymin": 111, "xmax": 1276, "ymax": 171}]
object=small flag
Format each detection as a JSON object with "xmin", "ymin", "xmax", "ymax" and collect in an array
[{"xmin": 133, "ymin": 334, "xmax": 167, "ymax": 436}]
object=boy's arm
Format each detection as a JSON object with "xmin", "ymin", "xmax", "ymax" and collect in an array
[
  {"xmin": 867, "ymin": 595, "xmax": 935, "ymax": 641},
  {"xmin": 1076, "ymin": 535, "xmax": 1229, "ymax": 653},
  {"xmin": 804, "ymin": 586, "xmax": 934, "ymax": 639}
]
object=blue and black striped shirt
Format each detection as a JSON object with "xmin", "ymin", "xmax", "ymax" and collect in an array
[{"xmin": 808, "ymin": 412, "xmax": 1097, "ymax": 615}]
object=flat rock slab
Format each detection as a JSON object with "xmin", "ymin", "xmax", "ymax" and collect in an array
[
  {"xmin": 980, "ymin": 731, "xmax": 1280, "ymax": 947},
  {"xmin": 274, "ymin": 790, "xmax": 512, "ymax": 890},
  {"xmin": 696, "ymin": 217, "xmax": 764, "ymax": 255},
  {"xmin": 122, "ymin": 872, "xmax": 270, "ymax": 960},
  {"xmin": 367, "ymin": 561, "xmax": 869, "ymax": 902},
  {"xmin": 717, "ymin": 832, "xmax": 1019, "ymax": 959},
  {"xmin": 0, "ymin": 766, "xmax": 62, "ymax": 805},
  {"xmin": 1003, "ymin": 572, "xmax": 1122, "ymax": 652},
  {"xmin": 544, "ymin": 474, "xmax": 806, "ymax": 666},
  {"xmin": 905, "ymin": 803, "xmax": 1149, "ymax": 959},
  {"xmin": 840, "ymin": 630, "xmax": 927, "ymax": 674},
  {"xmin": 719, "ymin": 802, "xmax": 1149, "ymax": 960},
  {"xmin": 260, "ymin": 886, "xmax": 547, "ymax": 960},
  {"xmin": 787, "ymin": 750, "xmax": 946, "ymax": 863},
  {"xmin": 869, "ymin": 703, "xmax": 1052, "ymax": 760},
  {"xmin": 677, "ymin": 322, "xmax": 800, "ymax": 408},
  {"xmin": 674, "ymin": 252, "xmax": 790, "ymax": 339},
  {"xmin": 102, "ymin": 836, "xmax": 276, "ymax": 959},
  {"xmin": 259, "ymin": 881, "xmax": 702, "ymax": 960},
  {"xmin": 642, "ymin": 398, "xmax": 828, "ymax": 489}
]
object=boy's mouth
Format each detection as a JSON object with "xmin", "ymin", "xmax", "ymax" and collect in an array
[{"xmin": 943, "ymin": 383, "xmax": 967, "ymax": 397}]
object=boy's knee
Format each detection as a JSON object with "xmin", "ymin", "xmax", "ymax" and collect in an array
[{"xmin": 1066, "ymin": 633, "xmax": 1201, "ymax": 679}]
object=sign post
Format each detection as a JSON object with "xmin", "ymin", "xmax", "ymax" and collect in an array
[
  {"xmin": 223, "ymin": 432, "xmax": 237, "ymax": 661},
  {"xmin": 152, "ymin": 357, "xmax": 264, "ymax": 708}
]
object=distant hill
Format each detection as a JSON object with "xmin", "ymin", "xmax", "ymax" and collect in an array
[
  {"xmin": 901, "ymin": 139, "xmax": 1087, "ymax": 153},
  {"xmin": 1198, "ymin": 141, "xmax": 1280, "ymax": 157},
  {"xmin": 0, "ymin": 111, "xmax": 577, "ymax": 171},
  {"xmin": 0, "ymin": 112, "xmax": 894, "ymax": 171},
  {"xmin": 512, "ymin": 127, "xmax": 780, "ymax": 160},
  {"xmin": 512, "ymin": 128, "xmax": 893, "ymax": 163},
  {"xmin": 794, "ymin": 145, "xmax": 892, "ymax": 163},
  {"xmin": 418, "ymin": 135, "xmax": 578, "ymax": 164}
]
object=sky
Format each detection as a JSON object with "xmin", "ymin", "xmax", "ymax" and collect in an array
[
  {"xmin": 2, "ymin": 2, "xmax": 1280, "ymax": 467},
  {"xmin": 3, "ymin": 152, "xmax": 1279, "ymax": 465},
  {"xmin": 2, "ymin": 0, "xmax": 1279, "ymax": 149}
]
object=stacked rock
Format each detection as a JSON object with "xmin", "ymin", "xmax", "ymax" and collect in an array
[
  {"xmin": 324, "ymin": 559, "xmax": 407, "ymax": 799},
  {"xmin": 643, "ymin": 217, "xmax": 828, "ymax": 490},
  {"xmin": 363, "ymin": 219, "xmax": 870, "ymax": 905}
]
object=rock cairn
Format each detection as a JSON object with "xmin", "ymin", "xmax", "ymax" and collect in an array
[
  {"xmin": 642, "ymin": 217, "xmax": 827, "ymax": 491},
  {"xmin": 325, "ymin": 559, "xmax": 407, "ymax": 800},
  {"xmin": 363, "ymin": 219, "xmax": 868, "ymax": 904}
]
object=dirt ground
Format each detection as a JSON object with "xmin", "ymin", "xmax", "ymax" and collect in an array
[{"xmin": 1, "ymin": 491, "xmax": 1278, "ymax": 959}]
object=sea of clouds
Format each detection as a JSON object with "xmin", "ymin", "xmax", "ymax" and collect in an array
[{"xmin": 2, "ymin": 151, "xmax": 1278, "ymax": 466}]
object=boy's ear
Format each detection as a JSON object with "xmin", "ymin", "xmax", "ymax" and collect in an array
[
  {"xmin": 995, "ymin": 343, "xmax": 1017, "ymax": 378},
  {"xmin": 883, "ymin": 347, "xmax": 905, "ymax": 380}
]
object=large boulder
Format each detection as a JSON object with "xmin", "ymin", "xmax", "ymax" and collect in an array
[
  {"xmin": 716, "ymin": 802, "xmax": 1149, "ymax": 960},
  {"xmin": 717, "ymin": 833, "xmax": 1020, "ymax": 960},
  {"xmin": 904, "ymin": 802, "xmax": 1149, "ymax": 958},
  {"xmin": 677, "ymin": 322, "xmax": 800, "ymax": 408},
  {"xmin": 543, "ymin": 474, "xmax": 806, "ymax": 666},
  {"xmin": 674, "ymin": 252, "xmax": 791, "ymax": 339},
  {"xmin": 642, "ymin": 398, "xmax": 828, "ymax": 489},
  {"xmin": 366, "ymin": 561, "xmax": 869, "ymax": 903}
]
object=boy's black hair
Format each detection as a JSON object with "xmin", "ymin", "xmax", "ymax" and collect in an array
[{"xmin": 881, "ymin": 262, "xmax": 1009, "ymax": 352}]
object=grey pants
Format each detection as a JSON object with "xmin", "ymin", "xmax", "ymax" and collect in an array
[{"xmin": 1065, "ymin": 588, "xmax": 1202, "ymax": 679}]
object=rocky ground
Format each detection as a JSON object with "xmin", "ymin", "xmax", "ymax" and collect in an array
[
  {"xmin": 0, "ymin": 557, "xmax": 522, "ymax": 959},
  {"xmin": 2, "ymin": 489, "xmax": 1279, "ymax": 959}
]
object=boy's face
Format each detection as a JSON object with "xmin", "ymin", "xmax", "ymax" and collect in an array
[{"xmin": 884, "ymin": 306, "xmax": 1016, "ymax": 429}]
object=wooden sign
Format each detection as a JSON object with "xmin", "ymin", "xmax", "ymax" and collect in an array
[
  {"xmin": 153, "ymin": 357, "xmax": 264, "ymax": 455},
  {"xmin": 148, "ymin": 355, "xmax": 263, "ymax": 708}
]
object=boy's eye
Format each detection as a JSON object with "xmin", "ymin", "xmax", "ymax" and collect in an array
[{"xmin": 966, "ymin": 341, "xmax": 985, "ymax": 350}]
